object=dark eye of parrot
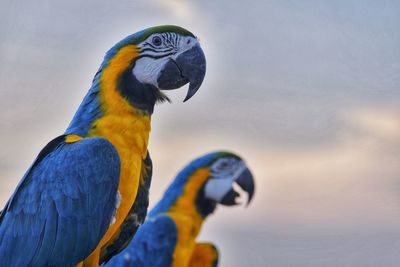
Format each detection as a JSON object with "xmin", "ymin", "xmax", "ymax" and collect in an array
[
  {"xmin": 152, "ymin": 36, "xmax": 162, "ymax": 46},
  {"xmin": 211, "ymin": 157, "xmax": 240, "ymax": 177},
  {"xmin": 219, "ymin": 162, "xmax": 229, "ymax": 169},
  {"xmin": 214, "ymin": 159, "xmax": 232, "ymax": 172}
]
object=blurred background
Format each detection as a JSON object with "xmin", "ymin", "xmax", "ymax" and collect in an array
[{"xmin": 1, "ymin": 0, "xmax": 400, "ymax": 266}]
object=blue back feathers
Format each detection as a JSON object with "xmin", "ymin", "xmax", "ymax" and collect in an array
[{"xmin": 0, "ymin": 136, "xmax": 121, "ymax": 266}]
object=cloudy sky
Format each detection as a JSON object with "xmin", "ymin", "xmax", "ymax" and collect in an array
[{"xmin": 1, "ymin": 0, "xmax": 400, "ymax": 266}]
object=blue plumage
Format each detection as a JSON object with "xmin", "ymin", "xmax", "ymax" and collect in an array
[
  {"xmin": 65, "ymin": 30, "xmax": 153, "ymax": 136},
  {"xmin": 65, "ymin": 71, "xmax": 102, "ymax": 136},
  {"xmin": 0, "ymin": 136, "xmax": 120, "ymax": 266},
  {"xmin": 104, "ymin": 153, "xmax": 219, "ymax": 267},
  {"xmin": 105, "ymin": 215, "xmax": 177, "ymax": 267},
  {"xmin": 0, "ymin": 25, "xmax": 208, "ymax": 266}
]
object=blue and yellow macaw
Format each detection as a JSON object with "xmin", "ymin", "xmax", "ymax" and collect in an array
[
  {"xmin": 104, "ymin": 151, "xmax": 255, "ymax": 267},
  {"xmin": 0, "ymin": 25, "xmax": 206, "ymax": 267}
]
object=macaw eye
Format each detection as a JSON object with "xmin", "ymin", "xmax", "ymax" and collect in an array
[
  {"xmin": 212, "ymin": 158, "xmax": 235, "ymax": 174},
  {"xmin": 152, "ymin": 36, "xmax": 162, "ymax": 46},
  {"xmin": 218, "ymin": 162, "xmax": 229, "ymax": 169}
]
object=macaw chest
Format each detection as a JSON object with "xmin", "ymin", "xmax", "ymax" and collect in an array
[
  {"xmin": 95, "ymin": 145, "xmax": 147, "ymax": 251},
  {"xmin": 169, "ymin": 213, "xmax": 203, "ymax": 267},
  {"xmin": 114, "ymin": 130, "xmax": 151, "ymax": 217},
  {"xmin": 87, "ymin": 113, "xmax": 151, "ymax": 246}
]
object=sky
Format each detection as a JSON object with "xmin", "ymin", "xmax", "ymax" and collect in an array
[{"xmin": 1, "ymin": 0, "xmax": 400, "ymax": 266}]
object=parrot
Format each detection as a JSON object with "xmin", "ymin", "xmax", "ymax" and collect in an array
[
  {"xmin": 103, "ymin": 151, "xmax": 255, "ymax": 267},
  {"xmin": 0, "ymin": 25, "xmax": 206, "ymax": 267}
]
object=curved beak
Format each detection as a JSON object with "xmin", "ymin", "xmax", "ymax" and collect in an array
[
  {"xmin": 220, "ymin": 168, "xmax": 255, "ymax": 206},
  {"xmin": 157, "ymin": 43, "xmax": 206, "ymax": 102},
  {"xmin": 204, "ymin": 167, "xmax": 255, "ymax": 207}
]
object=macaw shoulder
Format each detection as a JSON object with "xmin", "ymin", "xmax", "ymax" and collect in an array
[{"xmin": 3, "ymin": 134, "xmax": 121, "ymax": 214}]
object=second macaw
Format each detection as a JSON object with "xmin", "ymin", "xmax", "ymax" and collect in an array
[{"xmin": 103, "ymin": 151, "xmax": 255, "ymax": 267}]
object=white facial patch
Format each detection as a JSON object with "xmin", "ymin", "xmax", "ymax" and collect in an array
[
  {"xmin": 172, "ymin": 35, "xmax": 198, "ymax": 59},
  {"xmin": 204, "ymin": 159, "xmax": 247, "ymax": 202},
  {"xmin": 204, "ymin": 178, "xmax": 235, "ymax": 202},
  {"xmin": 132, "ymin": 56, "xmax": 169, "ymax": 88},
  {"xmin": 132, "ymin": 33, "xmax": 198, "ymax": 88}
]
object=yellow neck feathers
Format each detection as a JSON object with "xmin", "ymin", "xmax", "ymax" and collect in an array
[
  {"xmin": 89, "ymin": 44, "xmax": 150, "ymax": 157},
  {"xmin": 169, "ymin": 168, "xmax": 210, "ymax": 219},
  {"xmin": 80, "ymin": 44, "xmax": 151, "ymax": 266},
  {"xmin": 168, "ymin": 168, "xmax": 211, "ymax": 267},
  {"xmin": 99, "ymin": 45, "xmax": 140, "ymax": 114}
]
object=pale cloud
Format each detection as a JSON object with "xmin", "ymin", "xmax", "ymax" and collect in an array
[
  {"xmin": 347, "ymin": 109, "xmax": 400, "ymax": 141},
  {"xmin": 145, "ymin": 107, "xmax": 400, "ymax": 233},
  {"xmin": 152, "ymin": 0, "xmax": 193, "ymax": 20}
]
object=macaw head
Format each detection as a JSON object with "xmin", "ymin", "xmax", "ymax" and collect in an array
[
  {"xmin": 152, "ymin": 151, "xmax": 255, "ymax": 218},
  {"xmin": 100, "ymin": 25, "xmax": 206, "ymax": 112},
  {"xmin": 200, "ymin": 151, "xmax": 255, "ymax": 208}
]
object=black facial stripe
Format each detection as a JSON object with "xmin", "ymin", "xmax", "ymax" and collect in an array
[
  {"xmin": 160, "ymin": 34, "xmax": 167, "ymax": 44},
  {"xmin": 137, "ymin": 51, "xmax": 176, "ymax": 60},
  {"xmin": 168, "ymin": 32, "xmax": 173, "ymax": 44},
  {"xmin": 140, "ymin": 33, "xmax": 181, "ymax": 57},
  {"xmin": 142, "ymin": 39, "xmax": 173, "ymax": 49},
  {"xmin": 140, "ymin": 47, "xmax": 175, "ymax": 54},
  {"xmin": 139, "ymin": 48, "xmax": 175, "ymax": 58},
  {"xmin": 164, "ymin": 33, "xmax": 170, "ymax": 46},
  {"xmin": 142, "ymin": 41, "xmax": 160, "ymax": 50},
  {"xmin": 171, "ymin": 33, "xmax": 178, "ymax": 45},
  {"xmin": 172, "ymin": 33, "xmax": 177, "ymax": 45}
]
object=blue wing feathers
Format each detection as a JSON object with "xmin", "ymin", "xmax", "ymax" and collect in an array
[
  {"xmin": 0, "ymin": 136, "xmax": 121, "ymax": 266},
  {"xmin": 105, "ymin": 215, "xmax": 177, "ymax": 267}
]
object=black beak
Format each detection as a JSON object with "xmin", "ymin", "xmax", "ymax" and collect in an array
[
  {"xmin": 157, "ymin": 43, "xmax": 206, "ymax": 102},
  {"xmin": 220, "ymin": 168, "xmax": 255, "ymax": 206}
]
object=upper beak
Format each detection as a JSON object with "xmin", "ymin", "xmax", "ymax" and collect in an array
[
  {"xmin": 157, "ymin": 43, "xmax": 206, "ymax": 102},
  {"xmin": 220, "ymin": 167, "xmax": 255, "ymax": 206}
]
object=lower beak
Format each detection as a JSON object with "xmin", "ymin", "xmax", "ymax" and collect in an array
[
  {"xmin": 157, "ymin": 43, "xmax": 206, "ymax": 102},
  {"xmin": 220, "ymin": 168, "xmax": 255, "ymax": 206}
]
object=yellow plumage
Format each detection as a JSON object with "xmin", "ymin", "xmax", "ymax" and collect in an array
[
  {"xmin": 167, "ymin": 168, "xmax": 211, "ymax": 267},
  {"xmin": 188, "ymin": 243, "xmax": 219, "ymax": 267},
  {"xmin": 78, "ymin": 45, "xmax": 152, "ymax": 267}
]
